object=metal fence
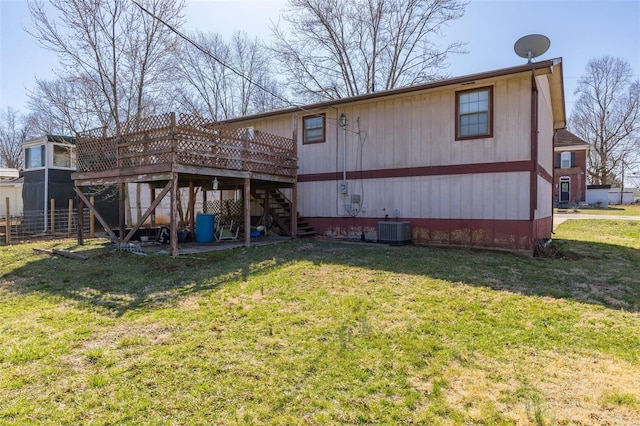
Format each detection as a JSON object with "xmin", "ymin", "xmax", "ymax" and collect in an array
[{"xmin": 1, "ymin": 209, "xmax": 94, "ymax": 245}]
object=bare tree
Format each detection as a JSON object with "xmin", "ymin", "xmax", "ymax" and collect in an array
[
  {"xmin": 27, "ymin": 75, "xmax": 108, "ymax": 135},
  {"xmin": 0, "ymin": 107, "xmax": 32, "ymax": 170},
  {"xmin": 27, "ymin": 0, "xmax": 185, "ymax": 133},
  {"xmin": 28, "ymin": 0, "xmax": 186, "ymax": 226},
  {"xmin": 174, "ymin": 31, "xmax": 284, "ymax": 120},
  {"xmin": 569, "ymin": 56, "xmax": 640, "ymax": 185},
  {"xmin": 270, "ymin": 0, "xmax": 467, "ymax": 101}
]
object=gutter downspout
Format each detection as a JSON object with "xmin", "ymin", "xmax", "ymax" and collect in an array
[
  {"xmin": 530, "ymin": 69, "xmax": 539, "ymax": 224},
  {"xmin": 340, "ymin": 113, "xmax": 347, "ymax": 185}
]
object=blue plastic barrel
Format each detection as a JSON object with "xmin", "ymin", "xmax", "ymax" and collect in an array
[{"xmin": 195, "ymin": 213, "xmax": 215, "ymax": 243}]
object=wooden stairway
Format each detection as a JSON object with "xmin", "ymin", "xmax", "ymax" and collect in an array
[{"xmin": 251, "ymin": 188, "xmax": 316, "ymax": 238}]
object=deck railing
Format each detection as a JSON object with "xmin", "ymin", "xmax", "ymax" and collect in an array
[{"xmin": 76, "ymin": 113, "xmax": 297, "ymax": 178}]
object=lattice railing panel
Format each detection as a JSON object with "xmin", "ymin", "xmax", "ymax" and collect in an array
[
  {"xmin": 76, "ymin": 113, "xmax": 297, "ymax": 178},
  {"xmin": 76, "ymin": 127, "xmax": 117, "ymax": 172},
  {"xmin": 203, "ymin": 200, "xmax": 243, "ymax": 227}
]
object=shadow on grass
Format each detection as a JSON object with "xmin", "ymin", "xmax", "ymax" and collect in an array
[{"xmin": 2, "ymin": 236, "xmax": 639, "ymax": 316}]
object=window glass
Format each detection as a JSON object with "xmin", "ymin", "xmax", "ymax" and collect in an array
[
  {"xmin": 303, "ymin": 114, "xmax": 325, "ymax": 144},
  {"xmin": 53, "ymin": 144, "xmax": 75, "ymax": 168},
  {"xmin": 25, "ymin": 145, "xmax": 45, "ymax": 169},
  {"xmin": 560, "ymin": 152, "xmax": 571, "ymax": 168},
  {"xmin": 457, "ymin": 87, "xmax": 492, "ymax": 139}
]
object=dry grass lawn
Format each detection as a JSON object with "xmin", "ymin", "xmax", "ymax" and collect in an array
[{"xmin": 0, "ymin": 219, "xmax": 638, "ymax": 424}]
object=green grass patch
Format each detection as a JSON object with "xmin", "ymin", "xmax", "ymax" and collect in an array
[
  {"xmin": 556, "ymin": 204, "xmax": 640, "ymax": 216},
  {"xmin": 0, "ymin": 223, "xmax": 639, "ymax": 424}
]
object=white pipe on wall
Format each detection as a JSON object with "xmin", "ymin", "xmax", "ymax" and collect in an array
[{"xmin": 340, "ymin": 113, "xmax": 347, "ymax": 185}]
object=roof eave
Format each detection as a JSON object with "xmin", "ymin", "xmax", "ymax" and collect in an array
[{"xmin": 225, "ymin": 58, "xmax": 565, "ymax": 124}]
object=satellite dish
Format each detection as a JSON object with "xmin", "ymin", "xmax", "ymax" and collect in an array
[{"xmin": 514, "ymin": 34, "xmax": 550, "ymax": 63}]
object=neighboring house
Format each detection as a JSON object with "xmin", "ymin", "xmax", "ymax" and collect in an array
[
  {"xmin": 0, "ymin": 168, "xmax": 23, "ymax": 216},
  {"xmin": 553, "ymin": 128, "xmax": 589, "ymax": 206},
  {"xmin": 21, "ymin": 134, "xmax": 180, "ymax": 232},
  {"xmin": 21, "ymin": 135, "xmax": 78, "ymax": 232},
  {"xmin": 226, "ymin": 59, "xmax": 566, "ymax": 252}
]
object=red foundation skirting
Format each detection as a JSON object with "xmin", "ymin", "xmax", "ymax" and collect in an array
[{"xmin": 306, "ymin": 216, "xmax": 552, "ymax": 252}]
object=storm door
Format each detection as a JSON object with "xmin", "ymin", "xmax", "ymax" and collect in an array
[{"xmin": 559, "ymin": 177, "xmax": 570, "ymax": 203}]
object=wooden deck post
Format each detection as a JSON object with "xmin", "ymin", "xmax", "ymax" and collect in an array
[
  {"xmin": 170, "ymin": 173, "xmax": 179, "ymax": 257},
  {"xmin": 291, "ymin": 184, "xmax": 298, "ymax": 239},
  {"xmin": 67, "ymin": 199, "xmax": 74, "ymax": 236},
  {"xmin": 5, "ymin": 197, "xmax": 11, "ymax": 245},
  {"xmin": 119, "ymin": 183, "xmax": 126, "ymax": 245},
  {"xmin": 244, "ymin": 177, "xmax": 251, "ymax": 248},
  {"xmin": 150, "ymin": 187, "xmax": 156, "ymax": 227},
  {"xmin": 50, "ymin": 198, "xmax": 55, "ymax": 235},
  {"xmin": 188, "ymin": 180, "xmax": 195, "ymax": 241},
  {"xmin": 291, "ymin": 114, "xmax": 298, "ymax": 239},
  {"xmin": 89, "ymin": 196, "xmax": 95, "ymax": 238},
  {"xmin": 77, "ymin": 193, "xmax": 84, "ymax": 245},
  {"xmin": 203, "ymin": 187, "xmax": 208, "ymax": 212}
]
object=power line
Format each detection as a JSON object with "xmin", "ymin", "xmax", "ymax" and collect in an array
[
  {"xmin": 131, "ymin": 0, "xmax": 299, "ymax": 111},
  {"xmin": 132, "ymin": 0, "xmax": 367, "ymax": 135}
]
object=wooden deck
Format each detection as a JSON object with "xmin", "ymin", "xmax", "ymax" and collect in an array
[
  {"xmin": 71, "ymin": 112, "xmax": 299, "ymax": 257},
  {"xmin": 72, "ymin": 112, "xmax": 297, "ymax": 187}
]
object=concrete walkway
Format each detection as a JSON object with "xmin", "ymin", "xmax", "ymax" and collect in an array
[{"xmin": 553, "ymin": 213, "xmax": 640, "ymax": 231}]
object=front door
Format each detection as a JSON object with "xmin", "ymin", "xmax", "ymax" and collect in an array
[{"xmin": 560, "ymin": 177, "xmax": 570, "ymax": 203}]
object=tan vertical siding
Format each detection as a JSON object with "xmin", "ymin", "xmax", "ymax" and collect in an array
[
  {"xmin": 245, "ymin": 74, "xmax": 539, "ymax": 223},
  {"xmin": 535, "ymin": 75, "xmax": 555, "ymax": 220}
]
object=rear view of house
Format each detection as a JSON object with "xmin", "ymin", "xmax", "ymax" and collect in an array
[{"xmin": 228, "ymin": 59, "xmax": 566, "ymax": 252}]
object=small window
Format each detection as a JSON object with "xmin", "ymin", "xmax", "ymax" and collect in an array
[
  {"xmin": 25, "ymin": 145, "xmax": 45, "ymax": 169},
  {"xmin": 303, "ymin": 114, "xmax": 325, "ymax": 144},
  {"xmin": 241, "ymin": 126, "xmax": 255, "ymax": 140},
  {"xmin": 557, "ymin": 151, "xmax": 576, "ymax": 169},
  {"xmin": 456, "ymin": 87, "xmax": 493, "ymax": 140},
  {"xmin": 53, "ymin": 144, "xmax": 76, "ymax": 168}
]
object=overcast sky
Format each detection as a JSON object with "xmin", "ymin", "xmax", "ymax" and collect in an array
[{"xmin": 1, "ymin": 0, "xmax": 639, "ymax": 118}]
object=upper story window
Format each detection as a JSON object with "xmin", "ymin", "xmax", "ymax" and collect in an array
[
  {"xmin": 25, "ymin": 145, "xmax": 45, "ymax": 169},
  {"xmin": 303, "ymin": 114, "xmax": 325, "ymax": 144},
  {"xmin": 456, "ymin": 86, "xmax": 493, "ymax": 140},
  {"xmin": 53, "ymin": 144, "xmax": 76, "ymax": 168},
  {"xmin": 557, "ymin": 152, "xmax": 576, "ymax": 169},
  {"xmin": 24, "ymin": 143, "xmax": 77, "ymax": 170}
]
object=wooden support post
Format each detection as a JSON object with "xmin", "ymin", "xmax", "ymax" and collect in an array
[
  {"xmin": 50, "ymin": 198, "xmax": 55, "ymax": 235},
  {"xmin": 77, "ymin": 193, "xmax": 84, "ymax": 245},
  {"xmin": 291, "ymin": 184, "xmax": 298, "ymax": 239},
  {"xmin": 150, "ymin": 187, "xmax": 156, "ymax": 227},
  {"xmin": 89, "ymin": 196, "xmax": 95, "ymax": 238},
  {"xmin": 5, "ymin": 197, "xmax": 11, "ymax": 245},
  {"xmin": 188, "ymin": 180, "xmax": 195, "ymax": 241},
  {"xmin": 67, "ymin": 199, "xmax": 74, "ymax": 236},
  {"xmin": 244, "ymin": 177, "xmax": 251, "ymax": 248},
  {"xmin": 170, "ymin": 173, "xmax": 179, "ymax": 257},
  {"xmin": 291, "ymin": 114, "xmax": 299, "ymax": 239},
  {"xmin": 203, "ymin": 186, "xmax": 208, "ymax": 212},
  {"xmin": 123, "ymin": 181, "xmax": 172, "ymax": 244},
  {"xmin": 265, "ymin": 189, "xmax": 270, "ymax": 225},
  {"xmin": 119, "ymin": 183, "xmax": 126, "ymax": 244}
]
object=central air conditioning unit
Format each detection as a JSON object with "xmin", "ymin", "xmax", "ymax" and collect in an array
[{"xmin": 378, "ymin": 221, "xmax": 412, "ymax": 245}]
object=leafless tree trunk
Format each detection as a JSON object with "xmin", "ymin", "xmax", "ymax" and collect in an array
[
  {"xmin": 270, "ymin": 0, "xmax": 467, "ymax": 102},
  {"xmin": 569, "ymin": 56, "xmax": 640, "ymax": 185},
  {"xmin": 0, "ymin": 107, "xmax": 31, "ymax": 170}
]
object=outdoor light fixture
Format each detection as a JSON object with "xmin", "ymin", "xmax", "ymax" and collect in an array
[{"xmin": 213, "ymin": 177, "xmax": 219, "ymax": 191}]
